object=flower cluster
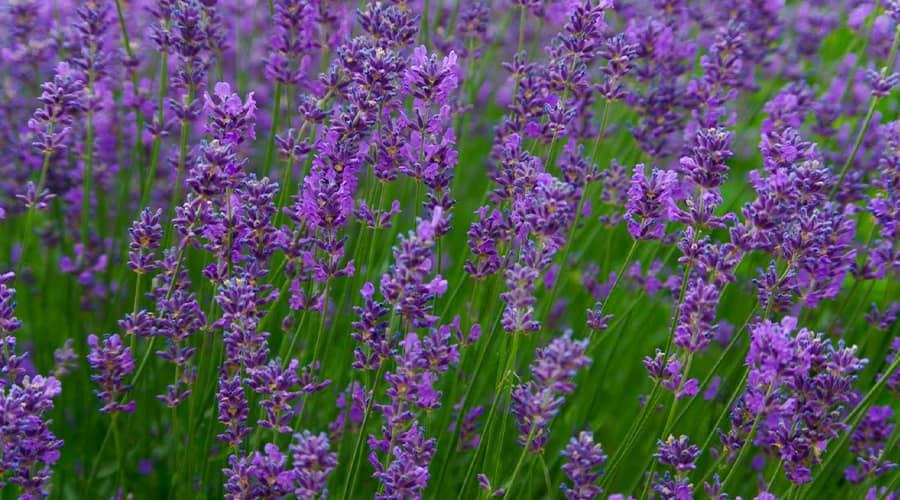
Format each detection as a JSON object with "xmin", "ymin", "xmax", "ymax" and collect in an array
[
  {"xmin": 718, "ymin": 317, "xmax": 867, "ymax": 484},
  {"xmin": 511, "ymin": 332, "xmax": 591, "ymax": 453},
  {"xmin": 2, "ymin": 0, "xmax": 899, "ymax": 498}
]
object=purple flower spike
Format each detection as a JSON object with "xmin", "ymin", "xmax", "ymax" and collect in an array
[
  {"xmin": 625, "ymin": 166, "xmax": 678, "ymax": 240},
  {"xmin": 561, "ymin": 431, "xmax": 608, "ymax": 500},
  {"xmin": 655, "ymin": 434, "xmax": 701, "ymax": 473},
  {"xmin": 511, "ymin": 332, "xmax": 591, "ymax": 452},
  {"xmin": 86, "ymin": 333, "xmax": 136, "ymax": 414},
  {"xmin": 289, "ymin": 431, "xmax": 337, "ymax": 498},
  {"xmin": 128, "ymin": 208, "xmax": 164, "ymax": 275}
]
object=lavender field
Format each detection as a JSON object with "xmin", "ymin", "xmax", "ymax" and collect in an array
[{"xmin": 1, "ymin": 0, "xmax": 899, "ymax": 498}]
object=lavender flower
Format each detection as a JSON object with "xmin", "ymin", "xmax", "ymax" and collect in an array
[
  {"xmin": 625, "ymin": 166, "xmax": 678, "ymax": 240},
  {"xmin": 380, "ymin": 209, "xmax": 448, "ymax": 328},
  {"xmin": 216, "ymin": 373, "xmax": 250, "ymax": 449},
  {"xmin": 26, "ymin": 62, "xmax": 85, "ymax": 161},
  {"xmin": 845, "ymin": 406, "xmax": 897, "ymax": 483},
  {"xmin": 289, "ymin": 431, "xmax": 337, "ymax": 498},
  {"xmin": 655, "ymin": 435, "xmax": 701, "ymax": 473},
  {"xmin": 0, "ymin": 372, "xmax": 63, "ymax": 498},
  {"xmin": 511, "ymin": 332, "xmax": 591, "ymax": 452},
  {"xmin": 719, "ymin": 317, "xmax": 867, "ymax": 483},
  {"xmin": 561, "ymin": 431, "xmax": 607, "ymax": 500},
  {"xmin": 86, "ymin": 334, "xmax": 136, "ymax": 414},
  {"xmin": 128, "ymin": 208, "xmax": 164, "ymax": 275}
]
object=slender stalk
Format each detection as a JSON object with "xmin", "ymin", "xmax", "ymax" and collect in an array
[
  {"xmin": 830, "ymin": 28, "xmax": 900, "ymax": 199},
  {"xmin": 166, "ymin": 87, "xmax": 195, "ymax": 242},
  {"xmin": 511, "ymin": 6, "xmax": 527, "ymax": 104},
  {"xmin": 433, "ymin": 309, "xmax": 503, "ymax": 493},
  {"xmin": 83, "ymin": 420, "xmax": 115, "ymax": 495},
  {"xmin": 719, "ymin": 382, "xmax": 777, "ymax": 490},
  {"xmin": 421, "ymin": 0, "xmax": 431, "ymax": 49},
  {"xmin": 598, "ymin": 381, "xmax": 663, "ymax": 490},
  {"xmin": 309, "ymin": 281, "xmax": 330, "ymax": 365},
  {"xmin": 342, "ymin": 365, "xmax": 385, "ymax": 498},
  {"xmin": 803, "ymin": 353, "xmax": 900, "ymax": 496},
  {"xmin": 460, "ymin": 331, "xmax": 521, "ymax": 498},
  {"xmin": 15, "ymin": 147, "xmax": 54, "ymax": 278},
  {"xmin": 142, "ymin": 43, "xmax": 170, "ymax": 208},
  {"xmin": 829, "ymin": 98, "xmax": 878, "ymax": 200},
  {"xmin": 505, "ymin": 428, "xmax": 538, "ymax": 497},
  {"xmin": 263, "ymin": 83, "xmax": 283, "ymax": 178},
  {"xmin": 112, "ymin": 414, "xmax": 124, "ymax": 488},
  {"xmin": 82, "ymin": 76, "xmax": 96, "ymax": 248},
  {"xmin": 588, "ymin": 240, "xmax": 638, "ymax": 341}
]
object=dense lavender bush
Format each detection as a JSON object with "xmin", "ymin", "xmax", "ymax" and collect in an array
[{"xmin": 1, "ymin": 0, "xmax": 899, "ymax": 498}]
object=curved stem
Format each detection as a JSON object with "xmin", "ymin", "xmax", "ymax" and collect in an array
[
  {"xmin": 342, "ymin": 365, "xmax": 384, "ymax": 498},
  {"xmin": 263, "ymin": 83, "xmax": 283, "ymax": 178},
  {"xmin": 506, "ymin": 428, "xmax": 538, "ymax": 496}
]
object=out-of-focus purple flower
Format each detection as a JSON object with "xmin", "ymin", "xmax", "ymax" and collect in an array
[
  {"xmin": 51, "ymin": 339, "xmax": 77, "ymax": 378},
  {"xmin": 168, "ymin": 0, "xmax": 211, "ymax": 124},
  {"xmin": 288, "ymin": 431, "xmax": 337, "ymax": 498},
  {"xmin": 449, "ymin": 398, "xmax": 484, "ymax": 450},
  {"xmin": 265, "ymin": 0, "xmax": 320, "ymax": 86},
  {"xmin": 866, "ymin": 67, "xmax": 900, "ymax": 97},
  {"xmin": 330, "ymin": 381, "xmax": 367, "ymax": 440},
  {"xmin": 845, "ymin": 405, "xmax": 897, "ymax": 483},
  {"xmin": 477, "ymin": 473, "xmax": 505, "ymax": 496}
]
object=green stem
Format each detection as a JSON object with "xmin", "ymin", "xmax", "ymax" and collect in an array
[
  {"xmin": 112, "ymin": 414, "xmax": 124, "ymax": 488},
  {"xmin": 720, "ymin": 382, "xmax": 777, "ymax": 490},
  {"xmin": 263, "ymin": 83, "xmax": 283, "ymax": 178},
  {"xmin": 142, "ymin": 46, "xmax": 169, "ymax": 207},
  {"xmin": 309, "ymin": 282, "xmax": 330, "ymax": 365},
  {"xmin": 15, "ymin": 148, "xmax": 53, "ymax": 278},
  {"xmin": 433, "ymin": 309, "xmax": 502, "ymax": 493},
  {"xmin": 830, "ymin": 97, "xmax": 878, "ymax": 200},
  {"xmin": 505, "ymin": 429, "xmax": 538, "ymax": 496},
  {"xmin": 460, "ymin": 331, "xmax": 521, "ymax": 498},
  {"xmin": 421, "ymin": 0, "xmax": 431, "ymax": 49},
  {"xmin": 83, "ymin": 419, "xmax": 115, "ymax": 494},
  {"xmin": 830, "ymin": 27, "xmax": 900, "ymax": 199},
  {"xmin": 82, "ymin": 90, "xmax": 95, "ymax": 248},
  {"xmin": 588, "ymin": 240, "xmax": 638, "ymax": 341},
  {"xmin": 342, "ymin": 365, "xmax": 385, "ymax": 498}
]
